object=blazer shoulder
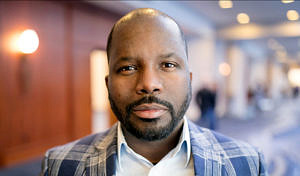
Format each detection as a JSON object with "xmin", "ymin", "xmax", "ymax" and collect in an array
[
  {"xmin": 188, "ymin": 121, "xmax": 268, "ymax": 175},
  {"xmin": 41, "ymin": 125, "xmax": 118, "ymax": 176},
  {"xmin": 47, "ymin": 125, "xmax": 117, "ymax": 157},
  {"xmin": 188, "ymin": 120, "xmax": 260, "ymax": 155}
]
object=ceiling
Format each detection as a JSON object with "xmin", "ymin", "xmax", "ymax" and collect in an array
[
  {"xmin": 181, "ymin": 0, "xmax": 300, "ymax": 62},
  {"xmin": 181, "ymin": 1, "xmax": 300, "ymax": 28},
  {"xmin": 89, "ymin": 0, "xmax": 300, "ymax": 62}
]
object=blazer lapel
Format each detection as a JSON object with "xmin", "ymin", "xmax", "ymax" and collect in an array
[
  {"xmin": 85, "ymin": 125, "xmax": 118, "ymax": 176},
  {"xmin": 105, "ymin": 153, "xmax": 117, "ymax": 176},
  {"xmin": 191, "ymin": 151, "xmax": 206, "ymax": 176},
  {"xmin": 189, "ymin": 121, "xmax": 222, "ymax": 176},
  {"xmin": 190, "ymin": 130, "xmax": 206, "ymax": 176}
]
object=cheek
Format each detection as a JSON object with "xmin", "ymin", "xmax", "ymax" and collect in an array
[
  {"xmin": 108, "ymin": 78, "xmax": 135, "ymax": 102},
  {"xmin": 164, "ymin": 73, "xmax": 190, "ymax": 91},
  {"xmin": 163, "ymin": 74, "xmax": 190, "ymax": 103}
]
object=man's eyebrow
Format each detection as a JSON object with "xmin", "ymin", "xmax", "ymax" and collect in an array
[
  {"xmin": 158, "ymin": 53, "xmax": 175, "ymax": 59},
  {"xmin": 117, "ymin": 56, "xmax": 135, "ymax": 62},
  {"xmin": 112, "ymin": 57, "xmax": 134, "ymax": 68},
  {"xmin": 158, "ymin": 53, "xmax": 183, "ymax": 61}
]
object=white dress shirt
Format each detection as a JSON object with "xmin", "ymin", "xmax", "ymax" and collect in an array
[{"xmin": 116, "ymin": 117, "xmax": 194, "ymax": 176}]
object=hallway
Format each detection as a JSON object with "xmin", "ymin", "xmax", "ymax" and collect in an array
[
  {"xmin": 217, "ymin": 98, "xmax": 300, "ymax": 176},
  {"xmin": 1, "ymin": 98, "xmax": 300, "ymax": 175}
]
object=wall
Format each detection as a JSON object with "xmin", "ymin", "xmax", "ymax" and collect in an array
[
  {"xmin": 0, "ymin": 1, "xmax": 119, "ymax": 167},
  {"xmin": 187, "ymin": 33, "xmax": 217, "ymax": 120},
  {"xmin": 227, "ymin": 44, "xmax": 248, "ymax": 118}
]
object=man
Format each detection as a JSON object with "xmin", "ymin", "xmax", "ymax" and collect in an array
[
  {"xmin": 41, "ymin": 8, "xmax": 267, "ymax": 176},
  {"xmin": 196, "ymin": 87, "xmax": 217, "ymax": 130}
]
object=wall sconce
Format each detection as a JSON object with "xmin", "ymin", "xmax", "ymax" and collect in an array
[
  {"xmin": 18, "ymin": 29, "xmax": 39, "ymax": 54},
  {"xmin": 17, "ymin": 29, "xmax": 39, "ymax": 94}
]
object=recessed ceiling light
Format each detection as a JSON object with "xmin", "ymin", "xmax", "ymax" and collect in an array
[
  {"xmin": 286, "ymin": 10, "xmax": 299, "ymax": 21},
  {"xmin": 237, "ymin": 13, "xmax": 250, "ymax": 24},
  {"xmin": 281, "ymin": 0, "xmax": 294, "ymax": 4},
  {"xmin": 218, "ymin": 62, "xmax": 231, "ymax": 76},
  {"xmin": 219, "ymin": 0, "xmax": 233, "ymax": 9},
  {"xmin": 288, "ymin": 68, "xmax": 300, "ymax": 87}
]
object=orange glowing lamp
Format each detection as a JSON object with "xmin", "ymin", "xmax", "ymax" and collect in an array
[{"xmin": 17, "ymin": 29, "xmax": 39, "ymax": 54}]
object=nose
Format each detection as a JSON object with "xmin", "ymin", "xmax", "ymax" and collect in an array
[{"xmin": 136, "ymin": 68, "xmax": 163, "ymax": 95}]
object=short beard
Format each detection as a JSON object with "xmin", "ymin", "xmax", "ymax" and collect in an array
[{"xmin": 108, "ymin": 86, "xmax": 191, "ymax": 141}]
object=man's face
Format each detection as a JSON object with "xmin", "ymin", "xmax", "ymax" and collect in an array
[{"xmin": 106, "ymin": 15, "xmax": 192, "ymax": 141}]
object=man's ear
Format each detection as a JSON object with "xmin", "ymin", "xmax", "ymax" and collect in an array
[
  {"xmin": 105, "ymin": 75, "xmax": 109, "ymax": 89},
  {"xmin": 189, "ymin": 72, "xmax": 193, "ymax": 83}
]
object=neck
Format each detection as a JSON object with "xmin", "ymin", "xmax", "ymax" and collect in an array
[{"xmin": 122, "ymin": 119, "xmax": 184, "ymax": 164}]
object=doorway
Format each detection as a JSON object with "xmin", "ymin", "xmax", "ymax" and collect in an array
[{"xmin": 90, "ymin": 49, "xmax": 110, "ymax": 133}]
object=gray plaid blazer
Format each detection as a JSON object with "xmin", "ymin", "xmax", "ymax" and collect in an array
[{"xmin": 41, "ymin": 121, "xmax": 268, "ymax": 176}]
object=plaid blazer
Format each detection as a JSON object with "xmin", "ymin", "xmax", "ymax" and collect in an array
[{"xmin": 41, "ymin": 121, "xmax": 268, "ymax": 176}]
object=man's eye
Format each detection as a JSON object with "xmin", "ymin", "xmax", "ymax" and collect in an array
[
  {"xmin": 117, "ymin": 65, "xmax": 137, "ymax": 73},
  {"xmin": 162, "ymin": 62, "xmax": 177, "ymax": 70},
  {"xmin": 163, "ymin": 63, "xmax": 175, "ymax": 68}
]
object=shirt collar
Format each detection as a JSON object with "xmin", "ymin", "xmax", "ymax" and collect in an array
[{"xmin": 117, "ymin": 116, "xmax": 191, "ymax": 169}]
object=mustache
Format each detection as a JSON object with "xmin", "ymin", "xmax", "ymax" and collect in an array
[{"xmin": 126, "ymin": 96, "xmax": 174, "ymax": 114}]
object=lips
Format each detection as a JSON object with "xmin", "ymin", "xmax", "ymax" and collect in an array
[{"xmin": 132, "ymin": 103, "xmax": 168, "ymax": 119}]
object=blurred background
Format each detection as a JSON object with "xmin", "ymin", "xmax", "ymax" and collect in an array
[{"xmin": 1, "ymin": 1, "xmax": 300, "ymax": 175}]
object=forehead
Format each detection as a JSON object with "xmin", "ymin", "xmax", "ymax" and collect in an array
[{"xmin": 109, "ymin": 15, "xmax": 186, "ymax": 63}]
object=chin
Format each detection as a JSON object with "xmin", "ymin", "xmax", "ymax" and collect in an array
[{"xmin": 124, "ymin": 115, "xmax": 178, "ymax": 141}]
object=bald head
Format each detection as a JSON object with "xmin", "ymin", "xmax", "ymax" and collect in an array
[{"xmin": 106, "ymin": 8, "xmax": 187, "ymax": 61}]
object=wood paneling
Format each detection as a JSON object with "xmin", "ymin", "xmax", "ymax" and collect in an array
[
  {"xmin": 70, "ymin": 3, "xmax": 119, "ymax": 139},
  {"xmin": 0, "ymin": 1, "xmax": 120, "ymax": 167}
]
